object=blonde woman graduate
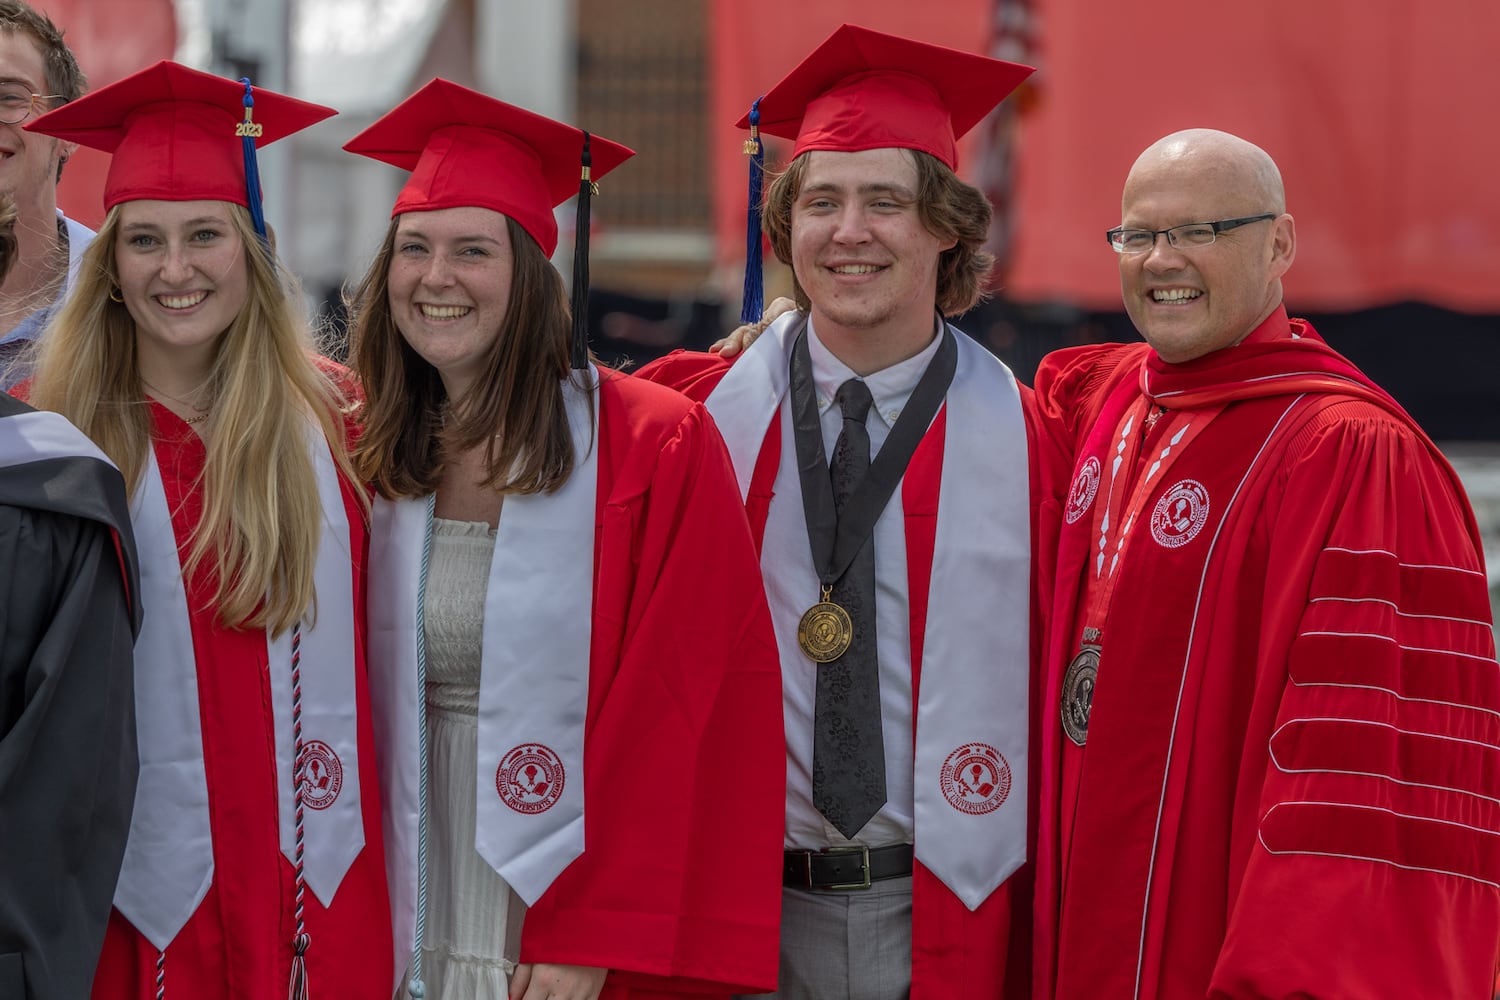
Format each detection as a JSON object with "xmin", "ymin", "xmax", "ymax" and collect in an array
[
  {"xmin": 344, "ymin": 80, "xmax": 785, "ymax": 1000},
  {"xmin": 22, "ymin": 61, "xmax": 392, "ymax": 1000}
]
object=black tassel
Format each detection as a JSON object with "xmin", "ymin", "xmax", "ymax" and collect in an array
[{"xmin": 570, "ymin": 132, "xmax": 594, "ymax": 370}]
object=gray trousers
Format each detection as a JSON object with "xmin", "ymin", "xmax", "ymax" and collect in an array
[{"xmin": 739, "ymin": 876, "xmax": 912, "ymax": 1000}]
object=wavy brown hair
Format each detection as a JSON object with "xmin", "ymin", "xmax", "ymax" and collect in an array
[
  {"xmin": 28, "ymin": 201, "xmax": 363, "ymax": 635},
  {"xmin": 349, "ymin": 214, "xmax": 592, "ymax": 501},
  {"xmin": 0, "ymin": 0, "xmax": 85, "ymax": 103},
  {"xmin": 763, "ymin": 148, "xmax": 995, "ymax": 317}
]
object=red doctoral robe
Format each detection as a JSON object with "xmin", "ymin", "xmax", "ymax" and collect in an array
[
  {"xmin": 638, "ymin": 339, "xmax": 1045, "ymax": 1000},
  {"xmin": 91, "ymin": 401, "xmax": 393, "ymax": 1000},
  {"xmin": 1031, "ymin": 307, "xmax": 1500, "ymax": 999},
  {"xmin": 371, "ymin": 371, "xmax": 785, "ymax": 998}
]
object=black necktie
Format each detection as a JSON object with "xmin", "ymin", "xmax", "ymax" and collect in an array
[{"xmin": 813, "ymin": 377, "xmax": 887, "ymax": 838}]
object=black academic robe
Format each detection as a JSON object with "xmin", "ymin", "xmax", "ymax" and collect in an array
[{"xmin": 0, "ymin": 391, "xmax": 141, "ymax": 1000}]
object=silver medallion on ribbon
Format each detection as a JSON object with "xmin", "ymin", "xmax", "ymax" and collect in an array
[{"xmin": 1061, "ymin": 629, "xmax": 1100, "ymax": 746}]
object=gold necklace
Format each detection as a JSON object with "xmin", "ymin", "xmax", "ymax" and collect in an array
[{"xmin": 141, "ymin": 376, "xmax": 213, "ymax": 424}]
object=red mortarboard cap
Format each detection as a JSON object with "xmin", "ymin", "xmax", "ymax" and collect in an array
[
  {"xmin": 342, "ymin": 78, "xmax": 634, "ymax": 257},
  {"xmin": 737, "ymin": 23, "xmax": 1034, "ymax": 170},
  {"xmin": 26, "ymin": 60, "xmax": 335, "ymax": 212}
]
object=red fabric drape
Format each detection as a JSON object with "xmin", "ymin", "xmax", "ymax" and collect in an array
[
  {"xmin": 712, "ymin": 0, "xmax": 1500, "ymax": 313},
  {"xmin": 995, "ymin": 0, "xmax": 1500, "ymax": 312},
  {"xmin": 43, "ymin": 0, "xmax": 177, "ymax": 229}
]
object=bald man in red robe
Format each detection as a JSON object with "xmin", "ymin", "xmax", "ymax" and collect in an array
[{"xmin": 1031, "ymin": 128, "xmax": 1500, "ymax": 999}]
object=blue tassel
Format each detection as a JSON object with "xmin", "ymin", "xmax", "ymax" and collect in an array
[
  {"xmin": 238, "ymin": 78, "xmax": 269, "ymax": 246},
  {"xmin": 740, "ymin": 97, "xmax": 765, "ymax": 325}
]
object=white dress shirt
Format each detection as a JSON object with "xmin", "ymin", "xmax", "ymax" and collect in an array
[{"xmin": 775, "ymin": 317, "xmax": 944, "ymax": 850}]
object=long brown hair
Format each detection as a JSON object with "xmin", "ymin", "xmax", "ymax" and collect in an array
[
  {"xmin": 29, "ymin": 201, "xmax": 363, "ymax": 634},
  {"xmin": 349, "ymin": 214, "xmax": 591, "ymax": 500},
  {"xmin": 763, "ymin": 148, "xmax": 995, "ymax": 316}
]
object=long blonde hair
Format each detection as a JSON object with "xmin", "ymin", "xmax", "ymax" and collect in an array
[{"xmin": 29, "ymin": 201, "xmax": 364, "ymax": 634}]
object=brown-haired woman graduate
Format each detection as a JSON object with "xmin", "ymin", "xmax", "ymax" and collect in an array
[
  {"xmin": 22, "ymin": 61, "xmax": 392, "ymax": 999},
  {"xmin": 343, "ymin": 79, "xmax": 784, "ymax": 1000}
]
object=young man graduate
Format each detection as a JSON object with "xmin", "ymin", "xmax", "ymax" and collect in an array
[{"xmin": 640, "ymin": 24, "xmax": 1039, "ymax": 1000}]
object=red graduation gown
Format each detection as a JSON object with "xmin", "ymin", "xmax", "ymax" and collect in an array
[
  {"xmin": 1031, "ymin": 309, "xmax": 1500, "ymax": 999},
  {"xmin": 517, "ymin": 373, "xmax": 786, "ymax": 997},
  {"xmin": 91, "ymin": 403, "xmax": 393, "ymax": 1000},
  {"xmin": 637, "ymin": 350, "xmax": 1045, "ymax": 1000},
  {"xmin": 372, "ymin": 372, "xmax": 785, "ymax": 997}
]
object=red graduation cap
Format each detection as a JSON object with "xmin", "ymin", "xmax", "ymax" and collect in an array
[
  {"xmin": 737, "ymin": 23, "xmax": 1034, "ymax": 170},
  {"xmin": 26, "ymin": 59, "xmax": 335, "ymax": 216},
  {"xmin": 342, "ymin": 78, "xmax": 634, "ymax": 257}
]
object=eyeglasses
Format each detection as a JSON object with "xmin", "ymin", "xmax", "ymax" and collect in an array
[
  {"xmin": 0, "ymin": 81, "xmax": 61, "ymax": 125},
  {"xmin": 1106, "ymin": 214, "xmax": 1276, "ymax": 254}
]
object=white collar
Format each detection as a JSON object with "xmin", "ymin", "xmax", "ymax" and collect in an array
[{"xmin": 806, "ymin": 314, "xmax": 944, "ymax": 428}]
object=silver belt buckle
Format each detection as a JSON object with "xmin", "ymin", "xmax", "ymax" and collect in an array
[{"xmin": 815, "ymin": 845, "xmax": 872, "ymax": 890}]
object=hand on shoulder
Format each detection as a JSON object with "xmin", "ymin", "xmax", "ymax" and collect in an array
[{"xmin": 710, "ymin": 296, "xmax": 796, "ymax": 358}]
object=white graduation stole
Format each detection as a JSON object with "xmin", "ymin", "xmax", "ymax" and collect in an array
[
  {"xmin": 0, "ymin": 409, "xmax": 114, "ymax": 470},
  {"xmin": 707, "ymin": 314, "xmax": 1030, "ymax": 909},
  {"xmin": 371, "ymin": 370, "xmax": 599, "ymax": 944},
  {"xmin": 473, "ymin": 372, "xmax": 598, "ymax": 904},
  {"xmin": 268, "ymin": 421, "xmax": 363, "ymax": 903},
  {"xmin": 115, "ymin": 417, "xmax": 360, "ymax": 949}
]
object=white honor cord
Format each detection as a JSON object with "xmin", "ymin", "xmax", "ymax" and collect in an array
[
  {"xmin": 407, "ymin": 494, "xmax": 436, "ymax": 1000},
  {"xmin": 288, "ymin": 621, "xmax": 312, "ymax": 1000}
]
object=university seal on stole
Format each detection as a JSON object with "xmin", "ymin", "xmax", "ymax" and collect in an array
[
  {"xmin": 1064, "ymin": 455, "xmax": 1102, "ymax": 524},
  {"xmin": 1151, "ymin": 478, "xmax": 1210, "ymax": 548},
  {"xmin": 940, "ymin": 742, "xmax": 1012, "ymax": 815},
  {"xmin": 496, "ymin": 742, "xmax": 566, "ymax": 815},
  {"xmin": 297, "ymin": 739, "xmax": 345, "ymax": 810}
]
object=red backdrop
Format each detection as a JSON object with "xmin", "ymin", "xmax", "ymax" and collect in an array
[
  {"xmin": 41, "ymin": 0, "xmax": 177, "ymax": 230},
  {"xmin": 711, "ymin": 0, "xmax": 1500, "ymax": 313}
]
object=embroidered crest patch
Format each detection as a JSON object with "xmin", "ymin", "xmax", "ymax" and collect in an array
[
  {"xmin": 1064, "ymin": 456, "xmax": 1102, "ymax": 524},
  {"xmin": 496, "ymin": 743, "xmax": 566, "ymax": 815},
  {"xmin": 940, "ymin": 742, "xmax": 1012, "ymax": 815},
  {"xmin": 1150, "ymin": 479, "xmax": 1210, "ymax": 548},
  {"xmin": 297, "ymin": 740, "xmax": 343, "ymax": 811}
]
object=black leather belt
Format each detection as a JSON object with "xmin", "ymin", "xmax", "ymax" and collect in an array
[{"xmin": 783, "ymin": 844, "xmax": 914, "ymax": 890}]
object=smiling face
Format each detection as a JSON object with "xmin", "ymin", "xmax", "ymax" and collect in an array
[
  {"xmin": 386, "ymin": 204, "xmax": 515, "ymax": 401},
  {"xmin": 1117, "ymin": 130, "xmax": 1296, "ymax": 364},
  {"xmin": 115, "ymin": 199, "xmax": 249, "ymax": 376},
  {"xmin": 788, "ymin": 147, "xmax": 954, "ymax": 369},
  {"xmin": 0, "ymin": 30, "xmax": 70, "ymax": 214}
]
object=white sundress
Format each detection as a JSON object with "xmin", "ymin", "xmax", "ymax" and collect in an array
[{"xmin": 399, "ymin": 517, "xmax": 528, "ymax": 1000}]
